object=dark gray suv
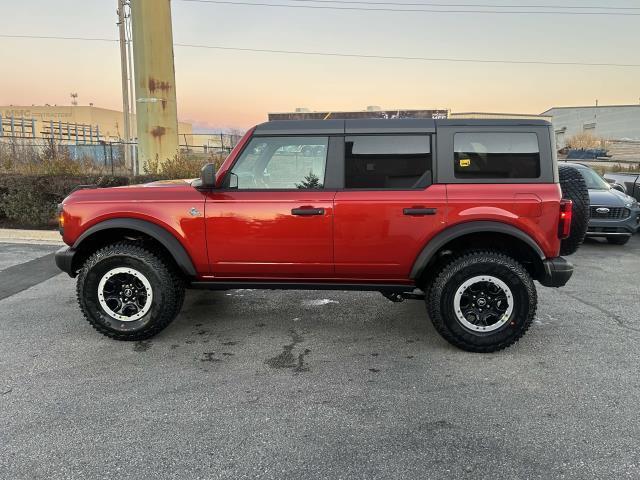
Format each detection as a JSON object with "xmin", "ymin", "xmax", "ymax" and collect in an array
[{"xmin": 562, "ymin": 163, "xmax": 640, "ymax": 245}]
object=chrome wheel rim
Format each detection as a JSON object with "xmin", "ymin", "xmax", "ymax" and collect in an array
[
  {"xmin": 97, "ymin": 267, "xmax": 153, "ymax": 322},
  {"xmin": 453, "ymin": 275, "xmax": 513, "ymax": 332}
]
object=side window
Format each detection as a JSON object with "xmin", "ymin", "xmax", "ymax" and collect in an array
[
  {"xmin": 230, "ymin": 136, "xmax": 328, "ymax": 189},
  {"xmin": 345, "ymin": 135, "xmax": 432, "ymax": 189},
  {"xmin": 454, "ymin": 132, "xmax": 540, "ymax": 179}
]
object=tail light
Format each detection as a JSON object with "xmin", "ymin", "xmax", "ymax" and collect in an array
[{"xmin": 558, "ymin": 199, "xmax": 573, "ymax": 239}]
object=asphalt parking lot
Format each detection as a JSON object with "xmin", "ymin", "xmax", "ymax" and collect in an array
[{"xmin": 1, "ymin": 238, "xmax": 639, "ymax": 479}]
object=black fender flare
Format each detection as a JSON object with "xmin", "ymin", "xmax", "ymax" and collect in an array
[
  {"xmin": 409, "ymin": 221, "xmax": 545, "ymax": 280},
  {"xmin": 73, "ymin": 218, "xmax": 197, "ymax": 277}
]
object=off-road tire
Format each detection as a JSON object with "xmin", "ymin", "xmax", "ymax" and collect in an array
[
  {"xmin": 607, "ymin": 236, "xmax": 630, "ymax": 245},
  {"xmin": 76, "ymin": 242, "xmax": 185, "ymax": 340},
  {"xmin": 559, "ymin": 164, "xmax": 590, "ymax": 256},
  {"xmin": 427, "ymin": 251, "xmax": 537, "ymax": 353}
]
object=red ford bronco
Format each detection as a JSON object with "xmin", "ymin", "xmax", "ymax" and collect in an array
[{"xmin": 56, "ymin": 119, "xmax": 589, "ymax": 352}]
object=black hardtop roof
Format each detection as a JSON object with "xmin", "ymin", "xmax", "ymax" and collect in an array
[{"xmin": 254, "ymin": 118, "xmax": 551, "ymax": 135}]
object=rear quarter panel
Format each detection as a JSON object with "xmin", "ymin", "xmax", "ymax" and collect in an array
[{"xmin": 445, "ymin": 183, "xmax": 562, "ymax": 258}]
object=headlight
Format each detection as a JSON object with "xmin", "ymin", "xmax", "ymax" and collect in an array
[{"xmin": 57, "ymin": 203, "xmax": 65, "ymax": 234}]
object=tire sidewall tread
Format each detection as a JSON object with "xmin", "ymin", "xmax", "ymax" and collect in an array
[
  {"xmin": 559, "ymin": 165, "xmax": 590, "ymax": 256},
  {"xmin": 76, "ymin": 242, "xmax": 184, "ymax": 341},
  {"xmin": 427, "ymin": 250, "xmax": 537, "ymax": 353}
]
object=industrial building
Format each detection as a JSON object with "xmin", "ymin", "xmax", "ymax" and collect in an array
[
  {"xmin": 450, "ymin": 112, "xmax": 551, "ymax": 121},
  {"xmin": 0, "ymin": 105, "xmax": 193, "ymax": 143},
  {"xmin": 269, "ymin": 107, "xmax": 555, "ymax": 123},
  {"xmin": 542, "ymin": 105, "xmax": 640, "ymax": 147},
  {"xmin": 269, "ymin": 106, "xmax": 449, "ymax": 121}
]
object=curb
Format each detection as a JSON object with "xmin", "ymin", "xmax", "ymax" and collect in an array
[{"xmin": 0, "ymin": 229, "xmax": 64, "ymax": 246}]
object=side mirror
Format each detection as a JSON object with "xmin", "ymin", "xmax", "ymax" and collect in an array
[
  {"xmin": 611, "ymin": 183, "xmax": 627, "ymax": 194},
  {"xmin": 200, "ymin": 163, "xmax": 216, "ymax": 189}
]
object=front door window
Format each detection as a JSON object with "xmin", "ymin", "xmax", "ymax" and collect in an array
[{"xmin": 230, "ymin": 136, "xmax": 328, "ymax": 189}]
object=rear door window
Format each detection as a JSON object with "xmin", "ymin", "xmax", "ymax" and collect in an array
[
  {"xmin": 454, "ymin": 132, "xmax": 541, "ymax": 179},
  {"xmin": 344, "ymin": 135, "xmax": 432, "ymax": 189}
]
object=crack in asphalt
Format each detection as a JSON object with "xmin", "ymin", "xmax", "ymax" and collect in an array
[{"xmin": 560, "ymin": 291, "xmax": 640, "ymax": 333}]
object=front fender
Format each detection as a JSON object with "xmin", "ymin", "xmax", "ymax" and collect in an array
[{"xmin": 72, "ymin": 218, "xmax": 197, "ymax": 277}]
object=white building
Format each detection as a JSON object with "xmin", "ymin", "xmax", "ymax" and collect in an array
[{"xmin": 542, "ymin": 105, "xmax": 640, "ymax": 148}]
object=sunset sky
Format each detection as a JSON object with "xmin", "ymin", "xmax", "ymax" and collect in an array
[{"xmin": 1, "ymin": 0, "xmax": 639, "ymax": 130}]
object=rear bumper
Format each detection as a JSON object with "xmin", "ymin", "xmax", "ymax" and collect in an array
[
  {"xmin": 539, "ymin": 257, "xmax": 573, "ymax": 288},
  {"xmin": 55, "ymin": 246, "xmax": 77, "ymax": 277}
]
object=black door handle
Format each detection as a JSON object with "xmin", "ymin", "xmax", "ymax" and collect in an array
[
  {"xmin": 403, "ymin": 208, "xmax": 437, "ymax": 216},
  {"xmin": 292, "ymin": 208, "xmax": 325, "ymax": 216}
]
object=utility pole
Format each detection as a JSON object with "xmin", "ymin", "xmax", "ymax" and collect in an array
[
  {"xmin": 117, "ymin": 0, "xmax": 132, "ymax": 171},
  {"xmin": 130, "ymin": 0, "xmax": 179, "ymax": 172},
  {"xmin": 126, "ymin": 12, "xmax": 137, "ymax": 174}
]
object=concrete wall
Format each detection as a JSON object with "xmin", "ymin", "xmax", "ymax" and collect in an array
[{"xmin": 543, "ymin": 106, "xmax": 640, "ymax": 147}]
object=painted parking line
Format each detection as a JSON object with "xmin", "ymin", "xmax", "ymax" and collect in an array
[{"xmin": 0, "ymin": 253, "xmax": 61, "ymax": 301}]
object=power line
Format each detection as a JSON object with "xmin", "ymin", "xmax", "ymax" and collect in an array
[
  {"xmin": 177, "ymin": 0, "xmax": 640, "ymax": 15},
  {"xmin": 2, "ymin": 34, "xmax": 639, "ymax": 68},
  {"xmin": 286, "ymin": 0, "xmax": 640, "ymax": 9},
  {"xmin": 180, "ymin": 0, "xmax": 640, "ymax": 10},
  {"xmin": 173, "ymin": 42, "xmax": 640, "ymax": 67},
  {"xmin": 294, "ymin": 0, "xmax": 640, "ymax": 9},
  {"xmin": 0, "ymin": 34, "xmax": 118, "ymax": 43}
]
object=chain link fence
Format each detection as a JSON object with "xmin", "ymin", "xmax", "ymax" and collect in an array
[{"xmin": 0, "ymin": 132, "xmax": 242, "ymax": 176}]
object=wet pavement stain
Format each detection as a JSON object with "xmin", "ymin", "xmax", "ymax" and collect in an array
[
  {"xmin": 201, "ymin": 352, "xmax": 221, "ymax": 362},
  {"xmin": 265, "ymin": 330, "xmax": 310, "ymax": 372},
  {"xmin": 134, "ymin": 341, "xmax": 152, "ymax": 352},
  {"xmin": 294, "ymin": 348, "xmax": 311, "ymax": 373},
  {"xmin": 421, "ymin": 420, "xmax": 455, "ymax": 432}
]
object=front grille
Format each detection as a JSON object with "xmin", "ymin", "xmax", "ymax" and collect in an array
[{"xmin": 590, "ymin": 206, "xmax": 630, "ymax": 219}]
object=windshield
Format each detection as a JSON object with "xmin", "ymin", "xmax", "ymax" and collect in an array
[{"xmin": 578, "ymin": 167, "xmax": 610, "ymax": 190}]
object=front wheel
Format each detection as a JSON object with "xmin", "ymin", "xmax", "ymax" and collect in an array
[
  {"xmin": 76, "ymin": 242, "xmax": 185, "ymax": 340},
  {"xmin": 427, "ymin": 251, "xmax": 537, "ymax": 353}
]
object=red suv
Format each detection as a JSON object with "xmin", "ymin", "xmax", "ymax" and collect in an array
[{"xmin": 56, "ymin": 119, "xmax": 588, "ymax": 352}]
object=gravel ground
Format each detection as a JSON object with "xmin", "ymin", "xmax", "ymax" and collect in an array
[{"xmin": 0, "ymin": 237, "xmax": 639, "ymax": 479}]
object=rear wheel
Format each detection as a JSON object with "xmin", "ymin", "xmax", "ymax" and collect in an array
[
  {"xmin": 76, "ymin": 242, "xmax": 185, "ymax": 340},
  {"xmin": 607, "ymin": 236, "xmax": 631, "ymax": 245},
  {"xmin": 559, "ymin": 164, "xmax": 590, "ymax": 255},
  {"xmin": 427, "ymin": 251, "xmax": 537, "ymax": 353}
]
